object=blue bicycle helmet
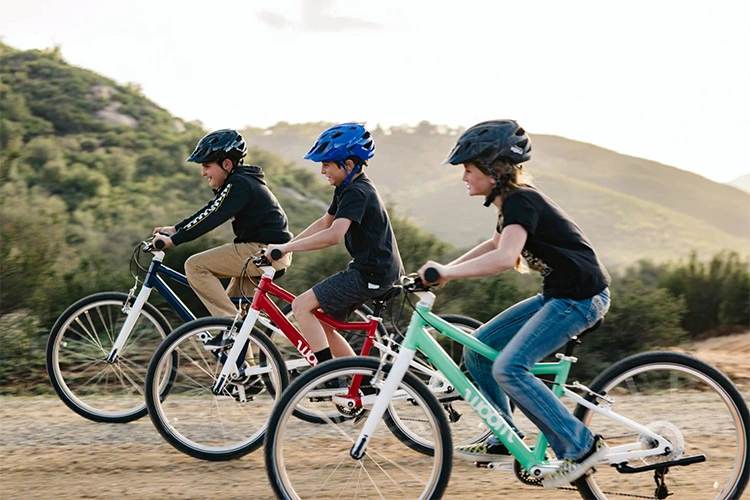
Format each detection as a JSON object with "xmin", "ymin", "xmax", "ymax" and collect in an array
[
  {"xmin": 187, "ymin": 129, "xmax": 247, "ymax": 165},
  {"xmin": 304, "ymin": 123, "xmax": 375, "ymax": 164}
]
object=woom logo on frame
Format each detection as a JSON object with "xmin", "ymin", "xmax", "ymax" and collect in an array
[{"xmin": 464, "ymin": 386, "xmax": 515, "ymax": 443}]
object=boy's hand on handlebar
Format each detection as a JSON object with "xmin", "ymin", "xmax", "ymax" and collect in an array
[
  {"xmin": 152, "ymin": 226, "xmax": 176, "ymax": 236},
  {"xmin": 266, "ymin": 244, "xmax": 287, "ymax": 262},
  {"xmin": 418, "ymin": 261, "xmax": 450, "ymax": 289},
  {"xmin": 152, "ymin": 234, "xmax": 173, "ymax": 250}
]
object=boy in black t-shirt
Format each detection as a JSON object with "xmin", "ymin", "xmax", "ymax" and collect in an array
[
  {"xmin": 418, "ymin": 120, "xmax": 611, "ymax": 489},
  {"xmin": 268, "ymin": 123, "xmax": 403, "ymax": 364}
]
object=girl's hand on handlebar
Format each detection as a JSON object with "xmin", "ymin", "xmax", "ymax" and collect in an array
[
  {"xmin": 152, "ymin": 226, "xmax": 176, "ymax": 236},
  {"xmin": 152, "ymin": 234, "xmax": 173, "ymax": 250},
  {"xmin": 266, "ymin": 244, "xmax": 287, "ymax": 262},
  {"xmin": 418, "ymin": 261, "xmax": 450, "ymax": 289}
]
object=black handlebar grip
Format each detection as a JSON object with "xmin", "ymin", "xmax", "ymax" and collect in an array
[
  {"xmin": 269, "ymin": 248, "xmax": 283, "ymax": 261},
  {"xmin": 423, "ymin": 267, "xmax": 440, "ymax": 283},
  {"xmin": 154, "ymin": 239, "xmax": 166, "ymax": 250}
]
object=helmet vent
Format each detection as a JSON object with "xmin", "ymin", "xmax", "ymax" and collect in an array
[
  {"xmin": 331, "ymin": 131, "xmax": 344, "ymax": 139},
  {"xmin": 517, "ymin": 139, "xmax": 528, "ymax": 149},
  {"xmin": 315, "ymin": 141, "xmax": 329, "ymax": 155},
  {"xmin": 362, "ymin": 131, "xmax": 371, "ymax": 139},
  {"xmin": 478, "ymin": 129, "xmax": 489, "ymax": 136},
  {"xmin": 363, "ymin": 140, "xmax": 373, "ymax": 149},
  {"xmin": 516, "ymin": 128, "xmax": 525, "ymax": 136}
]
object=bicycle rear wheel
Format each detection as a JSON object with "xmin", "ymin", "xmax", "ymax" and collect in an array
[
  {"xmin": 264, "ymin": 356, "xmax": 452, "ymax": 499},
  {"xmin": 572, "ymin": 351, "xmax": 749, "ymax": 500},
  {"xmin": 145, "ymin": 317, "xmax": 288, "ymax": 461},
  {"xmin": 45, "ymin": 292, "xmax": 174, "ymax": 423}
]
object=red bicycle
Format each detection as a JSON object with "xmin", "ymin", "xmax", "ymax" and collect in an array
[{"xmin": 144, "ymin": 250, "xmax": 481, "ymax": 461}]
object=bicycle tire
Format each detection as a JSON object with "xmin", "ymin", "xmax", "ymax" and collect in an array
[
  {"xmin": 45, "ymin": 292, "xmax": 175, "ymax": 423},
  {"xmin": 572, "ymin": 351, "xmax": 749, "ymax": 500},
  {"xmin": 145, "ymin": 317, "xmax": 289, "ymax": 461},
  {"xmin": 264, "ymin": 356, "xmax": 453, "ymax": 499}
]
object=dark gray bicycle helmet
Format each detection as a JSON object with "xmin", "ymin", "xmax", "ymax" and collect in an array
[
  {"xmin": 187, "ymin": 129, "xmax": 247, "ymax": 165},
  {"xmin": 443, "ymin": 120, "xmax": 531, "ymax": 166}
]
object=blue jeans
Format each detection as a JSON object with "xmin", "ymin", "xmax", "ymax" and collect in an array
[{"xmin": 464, "ymin": 288, "xmax": 610, "ymax": 461}]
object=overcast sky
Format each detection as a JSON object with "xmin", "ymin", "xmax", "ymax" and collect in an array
[{"xmin": 2, "ymin": 0, "xmax": 748, "ymax": 183}]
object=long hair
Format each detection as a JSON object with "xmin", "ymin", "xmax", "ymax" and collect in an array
[{"xmin": 476, "ymin": 159, "xmax": 534, "ymax": 273}]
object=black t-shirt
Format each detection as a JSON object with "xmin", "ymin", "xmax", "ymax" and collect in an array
[
  {"xmin": 328, "ymin": 174, "xmax": 404, "ymax": 287},
  {"xmin": 172, "ymin": 165, "xmax": 293, "ymax": 246},
  {"xmin": 499, "ymin": 187, "xmax": 610, "ymax": 299}
]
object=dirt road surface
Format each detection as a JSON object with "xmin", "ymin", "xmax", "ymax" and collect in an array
[{"xmin": 2, "ymin": 334, "xmax": 748, "ymax": 500}]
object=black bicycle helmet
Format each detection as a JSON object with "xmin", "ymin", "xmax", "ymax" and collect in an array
[
  {"xmin": 443, "ymin": 120, "xmax": 531, "ymax": 166},
  {"xmin": 187, "ymin": 129, "xmax": 247, "ymax": 164}
]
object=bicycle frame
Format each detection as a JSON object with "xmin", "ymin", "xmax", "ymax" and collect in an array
[
  {"xmin": 106, "ymin": 248, "xmax": 258, "ymax": 363},
  {"xmin": 211, "ymin": 264, "xmax": 381, "ymax": 395},
  {"xmin": 351, "ymin": 290, "xmax": 676, "ymax": 477}
]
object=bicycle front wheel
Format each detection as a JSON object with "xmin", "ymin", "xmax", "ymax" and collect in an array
[
  {"xmin": 264, "ymin": 356, "xmax": 452, "ymax": 499},
  {"xmin": 573, "ymin": 351, "xmax": 749, "ymax": 500},
  {"xmin": 45, "ymin": 292, "xmax": 173, "ymax": 423},
  {"xmin": 145, "ymin": 317, "xmax": 288, "ymax": 461}
]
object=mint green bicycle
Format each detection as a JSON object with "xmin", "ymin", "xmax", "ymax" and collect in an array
[{"xmin": 264, "ymin": 272, "xmax": 749, "ymax": 499}]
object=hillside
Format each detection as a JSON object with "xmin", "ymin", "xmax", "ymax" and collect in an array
[
  {"xmin": 241, "ymin": 123, "xmax": 749, "ymax": 267},
  {"xmin": 1, "ymin": 43, "xmax": 747, "ymax": 400},
  {"xmin": 0, "ymin": 43, "xmax": 350, "ymax": 325},
  {"xmin": 729, "ymin": 173, "xmax": 750, "ymax": 194}
]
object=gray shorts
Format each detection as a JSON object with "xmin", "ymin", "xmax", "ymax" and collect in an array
[{"xmin": 312, "ymin": 268, "xmax": 393, "ymax": 322}]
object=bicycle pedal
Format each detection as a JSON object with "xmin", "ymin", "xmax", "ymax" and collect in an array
[{"xmin": 475, "ymin": 461, "xmax": 513, "ymax": 471}]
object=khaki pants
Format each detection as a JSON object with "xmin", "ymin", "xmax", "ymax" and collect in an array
[{"xmin": 184, "ymin": 242, "xmax": 292, "ymax": 318}]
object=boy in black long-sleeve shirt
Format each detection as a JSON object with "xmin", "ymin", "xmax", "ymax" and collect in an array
[{"xmin": 153, "ymin": 129, "xmax": 292, "ymax": 317}]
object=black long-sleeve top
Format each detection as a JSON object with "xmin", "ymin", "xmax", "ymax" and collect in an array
[{"xmin": 171, "ymin": 165, "xmax": 293, "ymax": 246}]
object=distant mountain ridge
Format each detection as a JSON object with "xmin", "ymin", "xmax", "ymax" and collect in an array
[
  {"xmin": 729, "ymin": 173, "xmax": 750, "ymax": 194},
  {"xmin": 241, "ymin": 122, "xmax": 749, "ymax": 267}
]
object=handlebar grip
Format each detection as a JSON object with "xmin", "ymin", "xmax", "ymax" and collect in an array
[
  {"xmin": 423, "ymin": 267, "xmax": 440, "ymax": 283},
  {"xmin": 269, "ymin": 248, "xmax": 282, "ymax": 261},
  {"xmin": 154, "ymin": 239, "xmax": 166, "ymax": 250}
]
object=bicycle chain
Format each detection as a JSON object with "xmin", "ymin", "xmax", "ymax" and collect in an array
[
  {"xmin": 515, "ymin": 469, "xmax": 657, "ymax": 498},
  {"xmin": 520, "ymin": 477, "xmax": 657, "ymax": 498}
]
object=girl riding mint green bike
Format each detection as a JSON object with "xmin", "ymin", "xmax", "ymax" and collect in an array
[{"xmin": 418, "ymin": 119, "xmax": 611, "ymax": 488}]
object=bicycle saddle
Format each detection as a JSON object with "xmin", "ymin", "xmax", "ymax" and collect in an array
[{"xmin": 575, "ymin": 318, "xmax": 603, "ymax": 341}]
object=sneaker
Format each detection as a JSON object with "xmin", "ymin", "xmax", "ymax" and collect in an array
[
  {"xmin": 543, "ymin": 435, "xmax": 609, "ymax": 488},
  {"xmin": 454, "ymin": 440, "xmax": 513, "ymax": 462}
]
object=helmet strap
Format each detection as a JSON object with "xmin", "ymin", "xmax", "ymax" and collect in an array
[{"xmin": 340, "ymin": 162, "xmax": 362, "ymax": 187}]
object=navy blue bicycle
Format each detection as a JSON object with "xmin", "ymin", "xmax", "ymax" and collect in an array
[{"xmin": 45, "ymin": 237, "xmax": 313, "ymax": 423}]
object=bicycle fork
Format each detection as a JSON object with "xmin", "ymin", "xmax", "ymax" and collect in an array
[
  {"xmin": 350, "ymin": 347, "xmax": 417, "ymax": 460},
  {"xmin": 211, "ymin": 308, "xmax": 260, "ymax": 395},
  {"xmin": 106, "ymin": 284, "xmax": 153, "ymax": 363}
]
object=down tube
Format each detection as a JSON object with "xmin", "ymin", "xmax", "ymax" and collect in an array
[{"xmin": 410, "ymin": 320, "xmax": 534, "ymax": 461}]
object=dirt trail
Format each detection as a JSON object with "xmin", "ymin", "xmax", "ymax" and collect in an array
[
  {"xmin": 0, "ymin": 399, "xmax": 581, "ymax": 500},
  {"xmin": 2, "ymin": 334, "xmax": 748, "ymax": 500}
]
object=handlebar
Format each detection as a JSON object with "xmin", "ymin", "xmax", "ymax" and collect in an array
[
  {"xmin": 423, "ymin": 267, "xmax": 440, "ymax": 284},
  {"xmin": 143, "ymin": 232, "xmax": 172, "ymax": 252},
  {"xmin": 400, "ymin": 273, "xmax": 435, "ymax": 293},
  {"xmin": 269, "ymin": 248, "xmax": 283, "ymax": 261}
]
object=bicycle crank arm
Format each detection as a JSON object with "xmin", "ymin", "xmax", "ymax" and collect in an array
[{"xmin": 614, "ymin": 454, "xmax": 706, "ymax": 474}]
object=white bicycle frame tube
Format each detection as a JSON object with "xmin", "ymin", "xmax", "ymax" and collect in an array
[
  {"xmin": 563, "ymin": 387, "xmax": 675, "ymax": 463},
  {"xmin": 106, "ymin": 281, "xmax": 155, "ymax": 362},
  {"xmin": 211, "ymin": 265, "xmax": 274, "ymax": 394},
  {"xmin": 350, "ymin": 346, "xmax": 417, "ymax": 459}
]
